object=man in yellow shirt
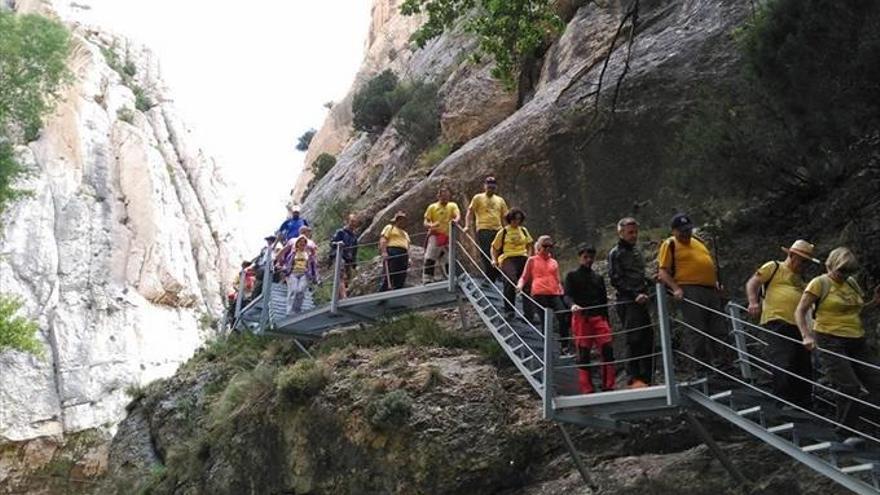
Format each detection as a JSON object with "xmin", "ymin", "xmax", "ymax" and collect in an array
[
  {"xmin": 745, "ymin": 239, "xmax": 819, "ymax": 407},
  {"xmin": 423, "ymin": 186, "xmax": 461, "ymax": 284},
  {"xmin": 465, "ymin": 176, "xmax": 509, "ymax": 283},
  {"xmin": 657, "ymin": 213, "xmax": 725, "ymax": 366}
]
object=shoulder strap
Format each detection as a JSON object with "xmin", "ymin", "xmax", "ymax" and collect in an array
[
  {"xmin": 500, "ymin": 226, "xmax": 509, "ymax": 252},
  {"xmin": 813, "ymin": 275, "xmax": 832, "ymax": 318},
  {"xmin": 760, "ymin": 261, "xmax": 781, "ymax": 298},
  {"xmin": 846, "ymin": 277, "xmax": 862, "ymax": 296},
  {"xmin": 667, "ymin": 238, "xmax": 676, "ymax": 277}
]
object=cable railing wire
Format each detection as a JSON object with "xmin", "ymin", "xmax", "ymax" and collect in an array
[
  {"xmin": 456, "ymin": 260, "xmax": 545, "ymax": 366},
  {"xmin": 553, "ymin": 351, "xmax": 663, "ymax": 371},
  {"xmin": 455, "ymin": 242, "xmax": 545, "ymax": 339},
  {"xmin": 555, "ymin": 322, "xmax": 657, "ymax": 341},
  {"xmin": 682, "ymin": 297, "xmax": 880, "ymax": 374},
  {"xmin": 675, "ymin": 349, "xmax": 880, "ymax": 445},
  {"xmin": 672, "ymin": 316, "xmax": 880, "ymax": 415}
]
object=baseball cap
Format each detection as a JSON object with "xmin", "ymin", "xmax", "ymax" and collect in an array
[
  {"xmin": 577, "ymin": 244, "xmax": 596, "ymax": 256},
  {"xmin": 484, "ymin": 176, "xmax": 497, "ymax": 185},
  {"xmin": 670, "ymin": 213, "xmax": 694, "ymax": 231}
]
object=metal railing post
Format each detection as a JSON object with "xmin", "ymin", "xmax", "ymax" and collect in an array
[
  {"xmin": 259, "ymin": 241, "xmax": 275, "ymax": 333},
  {"xmin": 543, "ymin": 306, "xmax": 555, "ymax": 420},
  {"xmin": 448, "ymin": 222, "xmax": 457, "ymax": 292},
  {"xmin": 728, "ymin": 304, "xmax": 754, "ymax": 382},
  {"xmin": 330, "ymin": 242, "xmax": 343, "ymax": 314},
  {"xmin": 656, "ymin": 282, "xmax": 679, "ymax": 406}
]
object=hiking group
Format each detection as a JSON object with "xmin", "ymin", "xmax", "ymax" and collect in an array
[{"xmin": 229, "ymin": 176, "xmax": 880, "ymax": 433}]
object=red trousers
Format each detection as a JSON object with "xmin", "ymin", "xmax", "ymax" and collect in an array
[{"xmin": 571, "ymin": 313, "xmax": 615, "ymax": 393}]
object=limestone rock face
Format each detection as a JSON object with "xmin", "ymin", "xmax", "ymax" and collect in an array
[{"xmin": 0, "ymin": 12, "xmax": 242, "ymax": 442}]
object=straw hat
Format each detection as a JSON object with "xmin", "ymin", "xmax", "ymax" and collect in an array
[{"xmin": 782, "ymin": 240, "xmax": 821, "ymax": 264}]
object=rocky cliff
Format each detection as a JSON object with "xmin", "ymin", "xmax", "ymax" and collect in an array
[{"xmin": 0, "ymin": 0, "xmax": 240, "ymax": 458}]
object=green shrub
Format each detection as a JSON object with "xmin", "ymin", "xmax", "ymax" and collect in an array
[
  {"xmin": 739, "ymin": 0, "xmax": 880, "ymax": 152},
  {"xmin": 0, "ymin": 295, "xmax": 42, "ymax": 356},
  {"xmin": 275, "ymin": 359, "xmax": 328, "ymax": 405},
  {"xmin": 209, "ymin": 363, "xmax": 276, "ymax": 428},
  {"xmin": 0, "ymin": 11, "xmax": 71, "ymax": 214},
  {"xmin": 311, "ymin": 153, "xmax": 337, "ymax": 181},
  {"xmin": 366, "ymin": 389, "xmax": 412, "ymax": 430},
  {"xmin": 117, "ymin": 107, "xmax": 135, "ymax": 124},
  {"xmin": 394, "ymin": 82, "xmax": 440, "ymax": 151},
  {"xmin": 311, "ymin": 196, "xmax": 356, "ymax": 250},
  {"xmin": 400, "ymin": 0, "xmax": 563, "ymax": 88},
  {"xmin": 133, "ymin": 86, "xmax": 153, "ymax": 112},
  {"xmin": 352, "ymin": 70, "xmax": 401, "ymax": 133},
  {"xmin": 417, "ymin": 142, "xmax": 452, "ymax": 170},
  {"xmin": 296, "ymin": 128, "xmax": 316, "ymax": 152}
]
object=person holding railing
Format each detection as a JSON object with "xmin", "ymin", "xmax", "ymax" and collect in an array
[
  {"xmin": 745, "ymin": 239, "xmax": 820, "ymax": 408},
  {"xmin": 330, "ymin": 214, "xmax": 360, "ymax": 299},
  {"xmin": 565, "ymin": 245, "xmax": 615, "ymax": 393},
  {"xmin": 464, "ymin": 176, "xmax": 509, "ymax": 285},
  {"xmin": 794, "ymin": 247, "xmax": 880, "ymax": 432},
  {"xmin": 379, "ymin": 211, "xmax": 411, "ymax": 291},
  {"xmin": 423, "ymin": 185, "xmax": 461, "ymax": 284},
  {"xmin": 286, "ymin": 236, "xmax": 318, "ymax": 314},
  {"xmin": 608, "ymin": 217, "xmax": 654, "ymax": 388},
  {"xmin": 517, "ymin": 236, "xmax": 571, "ymax": 353},
  {"xmin": 656, "ymin": 213, "xmax": 727, "ymax": 367},
  {"xmin": 491, "ymin": 208, "xmax": 533, "ymax": 318}
]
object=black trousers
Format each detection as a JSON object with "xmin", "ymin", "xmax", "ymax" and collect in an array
[
  {"xmin": 477, "ymin": 229, "xmax": 501, "ymax": 282},
  {"xmin": 678, "ymin": 285, "xmax": 729, "ymax": 367},
  {"xmin": 380, "ymin": 247, "xmax": 409, "ymax": 291},
  {"xmin": 533, "ymin": 294, "xmax": 571, "ymax": 344},
  {"xmin": 816, "ymin": 333, "xmax": 880, "ymax": 430},
  {"xmin": 500, "ymin": 256, "xmax": 527, "ymax": 314},
  {"xmin": 617, "ymin": 300, "xmax": 654, "ymax": 384},
  {"xmin": 765, "ymin": 320, "xmax": 813, "ymax": 408}
]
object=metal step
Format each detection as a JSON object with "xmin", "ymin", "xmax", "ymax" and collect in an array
[
  {"xmin": 803, "ymin": 442, "xmax": 833, "ymax": 453},
  {"xmin": 710, "ymin": 390, "xmax": 733, "ymax": 402},
  {"xmin": 737, "ymin": 406, "xmax": 762, "ymax": 417},
  {"xmin": 768, "ymin": 423, "xmax": 795, "ymax": 434},
  {"xmin": 841, "ymin": 463, "xmax": 876, "ymax": 474}
]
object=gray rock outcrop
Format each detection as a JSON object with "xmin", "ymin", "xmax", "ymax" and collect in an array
[{"xmin": 0, "ymin": 5, "xmax": 242, "ymax": 443}]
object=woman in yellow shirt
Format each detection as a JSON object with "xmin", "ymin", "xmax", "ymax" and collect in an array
[
  {"xmin": 491, "ymin": 208, "xmax": 533, "ymax": 317},
  {"xmin": 379, "ymin": 211, "xmax": 411, "ymax": 291},
  {"xmin": 794, "ymin": 247, "xmax": 880, "ymax": 430}
]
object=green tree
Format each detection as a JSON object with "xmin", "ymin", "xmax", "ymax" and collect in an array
[
  {"xmin": 394, "ymin": 82, "xmax": 440, "ymax": 151},
  {"xmin": 311, "ymin": 153, "xmax": 337, "ymax": 180},
  {"xmin": 400, "ymin": 0, "xmax": 563, "ymax": 88},
  {"xmin": 352, "ymin": 70, "xmax": 401, "ymax": 133},
  {"xmin": 296, "ymin": 128, "xmax": 316, "ymax": 152},
  {"xmin": 0, "ymin": 10, "xmax": 71, "ymax": 215},
  {"xmin": 0, "ymin": 295, "xmax": 42, "ymax": 356}
]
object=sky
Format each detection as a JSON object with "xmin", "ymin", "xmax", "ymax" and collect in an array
[{"xmin": 59, "ymin": 0, "xmax": 372, "ymax": 253}]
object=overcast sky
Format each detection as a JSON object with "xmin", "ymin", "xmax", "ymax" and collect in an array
[{"xmin": 58, "ymin": 0, "xmax": 372, "ymax": 252}]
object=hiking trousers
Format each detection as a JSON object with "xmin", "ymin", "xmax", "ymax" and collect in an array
[
  {"xmin": 765, "ymin": 320, "xmax": 813, "ymax": 408},
  {"xmin": 287, "ymin": 274, "xmax": 309, "ymax": 314},
  {"xmin": 380, "ymin": 247, "xmax": 409, "ymax": 292},
  {"xmin": 571, "ymin": 313, "xmax": 615, "ymax": 393},
  {"xmin": 500, "ymin": 256, "xmax": 527, "ymax": 314},
  {"xmin": 678, "ymin": 285, "xmax": 729, "ymax": 368},
  {"xmin": 617, "ymin": 300, "xmax": 654, "ymax": 384},
  {"xmin": 477, "ymin": 229, "xmax": 501, "ymax": 282},
  {"xmin": 533, "ymin": 294, "xmax": 570, "ymax": 345},
  {"xmin": 816, "ymin": 333, "xmax": 880, "ymax": 430}
]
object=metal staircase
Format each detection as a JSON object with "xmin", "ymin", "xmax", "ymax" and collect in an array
[{"xmin": 230, "ymin": 222, "xmax": 880, "ymax": 493}]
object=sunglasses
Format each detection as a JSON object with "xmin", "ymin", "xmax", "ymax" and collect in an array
[{"xmin": 541, "ymin": 244, "xmax": 554, "ymax": 248}]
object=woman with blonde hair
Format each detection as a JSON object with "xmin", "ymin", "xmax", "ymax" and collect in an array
[{"xmin": 795, "ymin": 247, "xmax": 880, "ymax": 431}]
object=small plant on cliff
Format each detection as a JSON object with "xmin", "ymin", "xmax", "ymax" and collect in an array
[
  {"xmin": 209, "ymin": 363, "xmax": 276, "ymax": 428},
  {"xmin": 0, "ymin": 295, "xmax": 42, "ymax": 356},
  {"xmin": 275, "ymin": 359, "xmax": 328, "ymax": 405},
  {"xmin": 394, "ymin": 82, "xmax": 441, "ymax": 151},
  {"xmin": 117, "ymin": 107, "xmax": 135, "ymax": 124},
  {"xmin": 0, "ymin": 10, "xmax": 71, "ymax": 216},
  {"xmin": 400, "ymin": 0, "xmax": 563, "ymax": 89},
  {"xmin": 352, "ymin": 70, "xmax": 403, "ymax": 133},
  {"xmin": 302, "ymin": 152, "xmax": 338, "ymax": 199},
  {"xmin": 366, "ymin": 389, "xmax": 413, "ymax": 430},
  {"xmin": 296, "ymin": 128, "xmax": 316, "ymax": 152}
]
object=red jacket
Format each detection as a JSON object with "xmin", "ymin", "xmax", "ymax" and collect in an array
[{"xmin": 519, "ymin": 253, "xmax": 563, "ymax": 296}]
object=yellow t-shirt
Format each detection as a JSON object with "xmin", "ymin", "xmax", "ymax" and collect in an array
[
  {"xmin": 291, "ymin": 251, "xmax": 309, "ymax": 276},
  {"xmin": 468, "ymin": 193, "xmax": 509, "ymax": 231},
  {"xmin": 381, "ymin": 224, "xmax": 410, "ymax": 250},
  {"xmin": 657, "ymin": 236, "xmax": 717, "ymax": 287},
  {"xmin": 755, "ymin": 260, "xmax": 805, "ymax": 325},
  {"xmin": 491, "ymin": 225, "xmax": 533, "ymax": 264},
  {"xmin": 806, "ymin": 275, "xmax": 864, "ymax": 338},
  {"xmin": 424, "ymin": 201, "xmax": 460, "ymax": 235}
]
